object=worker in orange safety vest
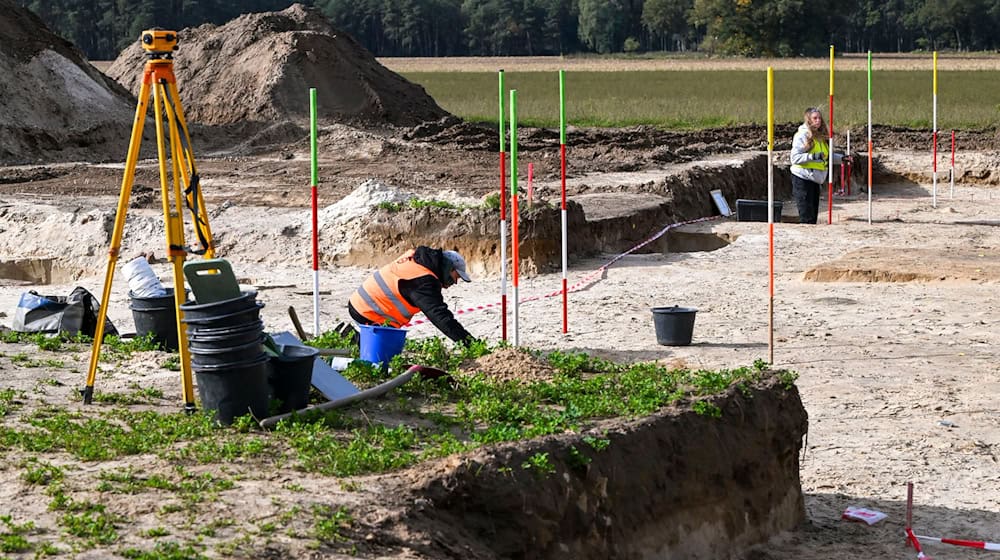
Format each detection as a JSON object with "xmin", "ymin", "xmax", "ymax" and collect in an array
[{"xmin": 348, "ymin": 246, "xmax": 475, "ymax": 344}]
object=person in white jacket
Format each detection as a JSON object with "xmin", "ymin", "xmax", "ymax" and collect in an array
[{"xmin": 789, "ymin": 107, "xmax": 851, "ymax": 224}]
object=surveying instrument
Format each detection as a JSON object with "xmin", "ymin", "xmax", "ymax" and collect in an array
[{"xmin": 82, "ymin": 29, "xmax": 214, "ymax": 410}]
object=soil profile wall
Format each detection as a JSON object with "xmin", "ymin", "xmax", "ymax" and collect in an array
[{"xmin": 397, "ymin": 375, "xmax": 808, "ymax": 559}]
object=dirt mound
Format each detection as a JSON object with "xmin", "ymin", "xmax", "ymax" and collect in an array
[
  {"xmin": 105, "ymin": 4, "xmax": 449, "ymax": 127},
  {"xmin": 0, "ymin": 0, "xmax": 136, "ymax": 164},
  {"xmin": 461, "ymin": 347, "xmax": 558, "ymax": 384}
]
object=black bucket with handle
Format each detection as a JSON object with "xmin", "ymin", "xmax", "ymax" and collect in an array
[
  {"xmin": 651, "ymin": 306, "xmax": 698, "ymax": 346},
  {"xmin": 129, "ymin": 288, "xmax": 184, "ymax": 351}
]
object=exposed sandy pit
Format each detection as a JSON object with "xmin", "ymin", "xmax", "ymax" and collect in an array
[{"xmin": 2, "ymin": 4, "xmax": 999, "ymax": 558}]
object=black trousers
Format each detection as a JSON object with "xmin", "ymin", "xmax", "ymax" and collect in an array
[{"xmin": 792, "ymin": 174, "xmax": 821, "ymax": 224}]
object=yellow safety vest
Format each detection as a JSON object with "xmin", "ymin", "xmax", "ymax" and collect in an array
[{"xmin": 800, "ymin": 137, "xmax": 829, "ymax": 170}]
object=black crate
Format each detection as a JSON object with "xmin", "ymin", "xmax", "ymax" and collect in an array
[{"xmin": 735, "ymin": 199, "xmax": 783, "ymax": 222}]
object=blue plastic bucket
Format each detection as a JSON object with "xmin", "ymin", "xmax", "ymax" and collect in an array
[{"xmin": 358, "ymin": 324, "xmax": 407, "ymax": 367}]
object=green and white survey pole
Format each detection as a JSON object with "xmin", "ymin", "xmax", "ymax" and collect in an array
[
  {"xmin": 559, "ymin": 69, "xmax": 568, "ymax": 334},
  {"xmin": 509, "ymin": 89, "xmax": 520, "ymax": 346},
  {"xmin": 309, "ymin": 87, "xmax": 320, "ymax": 336},
  {"xmin": 827, "ymin": 45, "xmax": 835, "ymax": 225},
  {"xmin": 766, "ymin": 67, "xmax": 775, "ymax": 365},
  {"xmin": 498, "ymin": 70, "xmax": 508, "ymax": 341},
  {"xmin": 867, "ymin": 51, "xmax": 873, "ymax": 224},
  {"xmin": 932, "ymin": 51, "xmax": 938, "ymax": 208}
]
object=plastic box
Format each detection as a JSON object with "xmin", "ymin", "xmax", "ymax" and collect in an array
[{"xmin": 735, "ymin": 199, "xmax": 783, "ymax": 222}]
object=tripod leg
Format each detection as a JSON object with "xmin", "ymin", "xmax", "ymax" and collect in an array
[
  {"xmin": 83, "ymin": 79, "xmax": 152, "ymax": 403},
  {"xmin": 153, "ymin": 82, "xmax": 197, "ymax": 410},
  {"xmin": 164, "ymin": 81, "xmax": 214, "ymax": 257}
]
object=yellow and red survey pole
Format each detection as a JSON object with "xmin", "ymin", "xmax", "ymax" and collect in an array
[
  {"xmin": 559, "ymin": 70, "xmax": 568, "ymax": 334},
  {"xmin": 766, "ymin": 67, "xmax": 775, "ymax": 364},
  {"xmin": 827, "ymin": 45, "xmax": 835, "ymax": 225},
  {"xmin": 309, "ymin": 87, "xmax": 320, "ymax": 336},
  {"xmin": 498, "ymin": 70, "xmax": 508, "ymax": 341},
  {"xmin": 510, "ymin": 89, "xmax": 520, "ymax": 346}
]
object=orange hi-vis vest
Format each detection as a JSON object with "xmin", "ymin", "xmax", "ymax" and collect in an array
[{"xmin": 349, "ymin": 250, "xmax": 438, "ymax": 327}]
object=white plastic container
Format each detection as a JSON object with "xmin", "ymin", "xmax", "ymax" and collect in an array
[{"xmin": 122, "ymin": 256, "xmax": 167, "ymax": 298}]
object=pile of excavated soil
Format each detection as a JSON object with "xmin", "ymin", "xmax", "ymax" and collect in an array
[
  {"xmin": 106, "ymin": 4, "xmax": 449, "ymax": 127},
  {"xmin": 0, "ymin": 0, "xmax": 136, "ymax": 164},
  {"xmin": 461, "ymin": 347, "xmax": 558, "ymax": 384}
]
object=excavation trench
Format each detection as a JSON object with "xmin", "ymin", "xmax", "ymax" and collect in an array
[
  {"xmin": 385, "ymin": 375, "xmax": 808, "ymax": 560},
  {"xmin": 339, "ymin": 152, "xmax": 799, "ymax": 275}
]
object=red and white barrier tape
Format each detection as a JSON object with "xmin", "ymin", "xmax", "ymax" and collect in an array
[
  {"xmin": 906, "ymin": 528, "xmax": 932, "ymax": 559},
  {"xmin": 404, "ymin": 214, "xmax": 722, "ymax": 328},
  {"xmin": 916, "ymin": 534, "xmax": 1000, "ymax": 552}
]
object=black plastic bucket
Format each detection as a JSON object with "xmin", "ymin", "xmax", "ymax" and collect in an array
[
  {"xmin": 267, "ymin": 345, "xmax": 319, "ymax": 413},
  {"xmin": 188, "ymin": 336, "xmax": 265, "ymax": 367},
  {"xmin": 651, "ymin": 306, "xmax": 698, "ymax": 346},
  {"xmin": 129, "ymin": 288, "xmax": 184, "ymax": 351},
  {"xmin": 179, "ymin": 290, "xmax": 258, "ymax": 322},
  {"xmin": 187, "ymin": 321, "xmax": 265, "ymax": 349},
  {"xmin": 181, "ymin": 301, "xmax": 264, "ymax": 329},
  {"xmin": 194, "ymin": 355, "xmax": 270, "ymax": 425}
]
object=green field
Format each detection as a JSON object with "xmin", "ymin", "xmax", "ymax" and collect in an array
[{"xmin": 401, "ymin": 70, "xmax": 1000, "ymax": 130}]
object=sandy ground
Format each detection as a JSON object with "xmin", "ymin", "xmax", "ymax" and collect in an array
[{"xmin": 1, "ymin": 154, "xmax": 999, "ymax": 557}]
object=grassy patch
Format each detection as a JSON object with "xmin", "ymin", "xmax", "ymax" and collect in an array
[
  {"xmin": 376, "ymin": 198, "xmax": 466, "ymax": 213},
  {"xmin": 0, "ymin": 338, "xmax": 791, "ymax": 485},
  {"xmin": 0, "ymin": 388, "xmax": 24, "ymax": 417},
  {"xmin": 92, "ymin": 384, "xmax": 166, "ymax": 405},
  {"xmin": 0, "ymin": 515, "xmax": 37, "ymax": 553},
  {"xmin": 312, "ymin": 505, "xmax": 353, "ymax": 544},
  {"xmin": 403, "ymin": 69, "xmax": 1000, "ymax": 130},
  {"xmin": 121, "ymin": 540, "xmax": 206, "ymax": 559}
]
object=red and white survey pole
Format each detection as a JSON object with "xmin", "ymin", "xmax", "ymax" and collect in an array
[
  {"xmin": 510, "ymin": 89, "xmax": 521, "ymax": 346},
  {"xmin": 309, "ymin": 87, "xmax": 321, "ymax": 337},
  {"xmin": 497, "ymin": 70, "xmax": 508, "ymax": 342},
  {"xmin": 559, "ymin": 69, "xmax": 568, "ymax": 334},
  {"xmin": 766, "ymin": 67, "xmax": 775, "ymax": 365},
  {"xmin": 827, "ymin": 46, "xmax": 835, "ymax": 225},
  {"xmin": 905, "ymin": 483, "xmax": 932, "ymax": 559},
  {"xmin": 932, "ymin": 51, "xmax": 939, "ymax": 208}
]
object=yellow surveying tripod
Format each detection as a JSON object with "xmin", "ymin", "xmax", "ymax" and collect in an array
[{"xmin": 82, "ymin": 29, "xmax": 214, "ymax": 410}]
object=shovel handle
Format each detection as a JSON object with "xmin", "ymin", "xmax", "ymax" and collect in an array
[{"xmin": 288, "ymin": 306, "xmax": 309, "ymax": 340}]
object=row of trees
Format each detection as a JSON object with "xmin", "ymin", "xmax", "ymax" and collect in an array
[{"xmin": 19, "ymin": 0, "xmax": 1000, "ymax": 60}]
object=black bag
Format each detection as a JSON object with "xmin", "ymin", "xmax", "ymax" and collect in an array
[{"xmin": 12, "ymin": 287, "xmax": 118, "ymax": 337}]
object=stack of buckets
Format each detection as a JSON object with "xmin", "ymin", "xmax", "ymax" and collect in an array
[{"xmin": 181, "ymin": 291, "xmax": 269, "ymax": 424}]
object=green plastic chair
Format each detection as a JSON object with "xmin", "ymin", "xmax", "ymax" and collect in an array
[{"xmin": 182, "ymin": 258, "xmax": 241, "ymax": 304}]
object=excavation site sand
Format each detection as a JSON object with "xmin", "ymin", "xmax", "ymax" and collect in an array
[{"xmin": 1, "ymin": 2, "xmax": 999, "ymax": 558}]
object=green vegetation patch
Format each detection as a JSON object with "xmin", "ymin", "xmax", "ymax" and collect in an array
[
  {"xmin": 404, "ymin": 70, "xmax": 1000, "ymax": 130},
  {"xmin": 0, "ymin": 336, "xmax": 794, "ymax": 482}
]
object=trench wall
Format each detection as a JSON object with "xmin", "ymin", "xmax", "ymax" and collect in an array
[{"xmin": 397, "ymin": 375, "xmax": 808, "ymax": 560}]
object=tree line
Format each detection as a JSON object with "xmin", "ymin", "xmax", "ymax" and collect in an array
[{"xmin": 18, "ymin": 0, "xmax": 1000, "ymax": 61}]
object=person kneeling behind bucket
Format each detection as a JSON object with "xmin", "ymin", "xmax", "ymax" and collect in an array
[{"xmin": 348, "ymin": 246, "xmax": 476, "ymax": 344}]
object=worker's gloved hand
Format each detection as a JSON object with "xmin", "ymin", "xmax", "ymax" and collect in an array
[
  {"xmin": 810, "ymin": 152, "xmax": 825, "ymax": 161},
  {"xmin": 458, "ymin": 335, "xmax": 483, "ymax": 349}
]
